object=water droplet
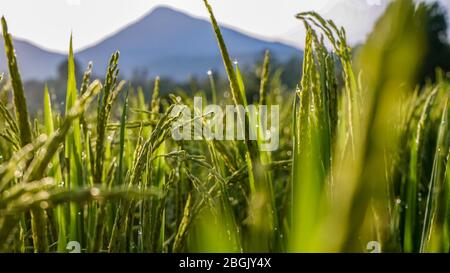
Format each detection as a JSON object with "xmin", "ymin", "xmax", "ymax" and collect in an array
[
  {"xmin": 18, "ymin": 162, "xmax": 26, "ymax": 169},
  {"xmin": 14, "ymin": 170, "xmax": 23, "ymax": 178},
  {"xmin": 21, "ymin": 195, "xmax": 31, "ymax": 203},
  {"xmin": 40, "ymin": 201, "xmax": 49, "ymax": 209},
  {"xmin": 38, "ymin": 134, "xmax": 48, "ymax": 142},
  {"xmin": 207, "ymin": 70, "xmax": 212, "ymax": 76},
  {"xmin": 176, "ymin": 96, "xmax": 182, "ymax": 102},
  {"xmin": 233, "ymin": 59, "xmax": 238, "ymax": 65},
  {"xmin": 90, "ymin": 188, "xmax": 100, "ymax": 197},
  {"xmin": 38, "ymin": 191, "xmax": 50, "ymax": 200},
  {"xmin": 395, "ymin": 198, "xmax": 401, "ymax": 205}
]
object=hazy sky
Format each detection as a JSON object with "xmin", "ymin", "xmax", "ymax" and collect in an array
[{"xmin": 1, "ymin": 0, "xmax": 449, "ymax": 53}]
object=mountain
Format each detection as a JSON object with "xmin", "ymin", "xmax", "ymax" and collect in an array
[
  {"xmin": 77, "ymin": 7, "xmax": 300, "ymax": 81},
  {"xmin": 0, "ymin": 39, "xmax": 65, "ymax": 81},
  {"xmin": 0, "ymin": 6, "xmax": 301, "ymax": 82}
]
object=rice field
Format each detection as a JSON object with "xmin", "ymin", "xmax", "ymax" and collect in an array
[{"xmin": 0, "ymin": 0, "xmax": 449, "ymax": 253}]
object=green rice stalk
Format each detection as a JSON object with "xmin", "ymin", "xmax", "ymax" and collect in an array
[
  {"xmin": 172, "ymin": 193, "xmax": 192, "ymax": 252},
  {"xmin": 1, "ymin": 17, "xmax": 50, "ymax": 252},
  {"xmin": 64, "ymin": 35, "xmax": 84, "ymax": 244},
  {"xmin": 91, "ymin": 52, "xmax": 121, "ymax": 252},
  {"xmin": 95, "ymin": 52, "xmax": 120, "ymax": 186},
  {"xmin": 405, "ymin": 88, "xmax": 438, "ymax": 252},
  {"xmin": 259, "ymin": 50, "xmax": 270, "ymax": 107},
  {"xmin": 117, "ymin": 88, "xmax": 129, "ymax": 187},
  {"xmin": 43, "ymin": 85, "xmax": 67, "ymax": 252},
  {"xmin": 1, "ymin": 17, "xmax": 32, "ymax": 147},
  {"xmin": 420, "ymin": 100, "xmax": 449, "ymax": 252},
  {"xmin": 203, "ymin": 1, "xmax": 277, "ymax": 250},
  {"xmin": 208, "ymin": 71, "xmax": 218, "ymax": 105}
]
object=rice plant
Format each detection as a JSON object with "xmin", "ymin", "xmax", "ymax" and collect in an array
[{"xmin": 0, "ymin": 0, "xmax": 448, "ymax": 253}]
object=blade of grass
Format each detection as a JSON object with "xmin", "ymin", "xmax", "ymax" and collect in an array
[
  {"xmin": 43, "ymin": 85, "xmax": 67, "ymax": 252},
  {"xmin": 420, "ymin": 100, "xmax": 449, "ymax": 252},
  {"xmin": 65, "ymin": 35, "xmax": 84, "ymax": 245},
  {"xmin": 1, "ymin": 17, "xmax": 50, "ymax": 253}
]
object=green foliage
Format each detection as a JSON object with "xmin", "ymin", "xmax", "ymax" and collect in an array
[{"xmin": 0, "ymin": 0, "xmax": 449, "ymax": 253}]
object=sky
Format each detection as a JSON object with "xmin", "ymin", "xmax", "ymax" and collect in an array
[{"xmin": 1, "ymin": 0, "xmax": 449, "ymax": 53}]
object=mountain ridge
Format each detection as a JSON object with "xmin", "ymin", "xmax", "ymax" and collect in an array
[{"xmin": 0, "ymin": 6, "xmax": 301, "ymax": 81}]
